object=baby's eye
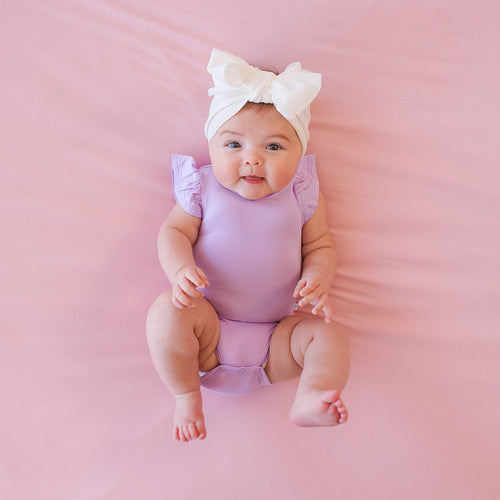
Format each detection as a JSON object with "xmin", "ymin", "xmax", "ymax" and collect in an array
[
  {"xmin": 266, "ymin": 143, "xmax": 281, "ymax": 151},
  {"xmin": 226, "ymin": 141, "xmax": 241, "ymax": 149}
]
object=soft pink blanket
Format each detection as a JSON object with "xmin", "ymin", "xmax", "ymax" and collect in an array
[{"xmin": 2, "ymin": 2, "xmax": 498, "ymax": 498}]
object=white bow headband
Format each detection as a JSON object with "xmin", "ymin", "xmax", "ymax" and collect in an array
[{"xmin": 204, "ymin": 49, "xmax": 321, "ymax": 154}]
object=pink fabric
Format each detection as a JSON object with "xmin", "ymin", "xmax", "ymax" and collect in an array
[{"xmin": 2, "ymin": 1, "xmax": 499, "ymax": 499}]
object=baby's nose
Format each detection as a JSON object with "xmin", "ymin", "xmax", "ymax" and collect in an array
[{"xmin": 244, "ymin": 151, "xmax": 263, "ymax": 166}]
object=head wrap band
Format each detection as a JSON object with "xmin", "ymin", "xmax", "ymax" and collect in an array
[{"xmin": 204, "ymin": 49, "xmax": 321, "ymax": 155}]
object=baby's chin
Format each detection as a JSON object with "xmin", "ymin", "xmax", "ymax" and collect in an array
[{"xmin": 234, "ymin": 184, "xmax": 274, "ymax": 200}]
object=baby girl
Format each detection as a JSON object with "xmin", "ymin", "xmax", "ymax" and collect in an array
[{"xmin": 146, "ymin": 49, "xmax": 350, "ymax": 441}]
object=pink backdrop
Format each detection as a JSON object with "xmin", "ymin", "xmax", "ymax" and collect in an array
[{"xmin": 2, "ymin": 1, "xmax": 499, "ymax": 499}]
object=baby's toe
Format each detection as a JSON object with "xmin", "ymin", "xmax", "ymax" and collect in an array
[
  {"xmin": 334, "ymin": 399, "xmax": 345, "ymax": 411},
  {"xmin": 326, "ymin": 403, "xmax": 338, "ymax": 417},
  {"xmin": 179, "ymin": 428, "xmax": 188, "ymax": 442},
  {"xmin": 196, "ymin": 422, "xmax": 207, "ymax": 439},
  {"xmin": 339, "ymin": 408, "xmax": 348, "ymax": 423},
  {"xmin": 188, "ymin": 423, "xmax": 199, "ymax": 439},
  {"xmin": 333, "ymin": 399, "xmax": 348, "ymax": 423},
  {"xmin": 174, "ymin": 426, "xmax": 185, "ymax": 441}
]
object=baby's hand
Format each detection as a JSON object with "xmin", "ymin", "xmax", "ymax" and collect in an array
[
  {"xmin": 172, "ymin": 265, "xmax": 210, "ymax": 309},
  {"xmin": 293, "ymin": 278, "xmax": 333, "ymax": 323}
]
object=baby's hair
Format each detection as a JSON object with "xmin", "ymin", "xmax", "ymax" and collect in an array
[
  {"xmin": 245, "ymin": 60, "xmax": 279, "ymax": 75},
  {"xmin": 261, "ymin": 66, "xmax": 279, "ymax": 75},
  {"xmin": 241, "ymin": 101, "xmax": 275, "ymax": 112}
]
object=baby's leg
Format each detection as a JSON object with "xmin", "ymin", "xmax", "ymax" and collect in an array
[
  {"xmin": 266, "ymin": 316, "xmax": 350, "ymax": 427},
  {"xmin": 146, "ymin": 290, "xmax": 220, "ymax": 441}
]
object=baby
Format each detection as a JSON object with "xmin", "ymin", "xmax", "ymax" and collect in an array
[{"xmin": 146, "ymin": 49, "xmax": 350, "ymax": 442}]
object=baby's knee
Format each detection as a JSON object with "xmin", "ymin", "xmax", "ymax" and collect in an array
[
  {"xmin": 146, "ymin": 290, "xmax": 176, "ymax": 338},
  {"xmin": 306, "ymin": 318, "xmax": 349, "ymax": 347},
  {"xmin": 326, "ymin": 320, "xmax": 348, "ymax": 342}
]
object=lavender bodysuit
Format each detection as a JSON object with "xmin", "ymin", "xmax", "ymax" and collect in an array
[{"xmin": 172, "ymin": 154, "xmax": 319, "ymax": 396}]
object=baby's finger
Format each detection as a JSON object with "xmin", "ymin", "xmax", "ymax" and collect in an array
[
  {"xmin": 322, "ymin": 300, "xmax": 333, "ymax": 324},
  {"xmin": 197, "ymin": 268, "xmax": 211, "ymax": 287},
  {"xmin": 178, "ymin": 275, "xmax": 205, "ymax": 298},
  {"xmin": 171, "ymin": 287, "xmax": 187, "ymax": 309},
  {"xmin": 317, "ymin": 294, "xmax": 333, "ymax": 323},
  {"xmin": 311, "ymin": 293, "xmax": 328, "ymax": 315},
  {"xmin": 172, "ymin": 286, "xmax": 196, "ymax": 309},
  {"xmin": 298, "ymin": 280, "xmax": 320, "ymax": 299},
  {"xmin": 186, "ymin": 267, "xmax": 210, "ymax": 289},
  {"xmin": 297, "ymin": 287, "xmax": 322, "ymax": 307},
  {"xmin": 293, "ymin": 279, "xmax": 307, "ymax": 298},
  {"xmin": 172, "ymin": 295, "xmax": 189, "ymax": 310},
  {"xmin": 311, "ymin": 293, "xmax": 333, "ymax": 323}
]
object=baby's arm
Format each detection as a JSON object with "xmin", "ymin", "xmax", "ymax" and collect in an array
[
  {"xmin": 158, "ymin": 203, "xmax": 209, "ymax": 309},
  {"xmin": 294, "ymin": 191, "xmax": 337, "ymax": 323}
]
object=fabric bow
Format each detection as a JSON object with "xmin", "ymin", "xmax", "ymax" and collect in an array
[{"xmin": 204, "ymin": 49, "xmax": 321, "ymax": 154}]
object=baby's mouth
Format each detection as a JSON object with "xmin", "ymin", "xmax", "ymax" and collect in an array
[{"xmin": 243, "ymin": 175, "xmax": 264, "ymax": 184}]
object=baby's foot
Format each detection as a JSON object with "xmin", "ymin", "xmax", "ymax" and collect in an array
[
  {"xmin": 289, "ymin": 389, "xmax": 348, "ymax": 427},
  {"xmin": 173, "ymin": 389, "xmax": 206, "ymax": 441}
]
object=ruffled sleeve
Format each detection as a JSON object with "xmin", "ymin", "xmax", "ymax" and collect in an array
[
  {"xmin": 171, "ymin": 154, "xmax": 203, "ymax": 218},
  {"xmin": 293, "ymin": 154, "xmax": 319, "ymax": 224}
]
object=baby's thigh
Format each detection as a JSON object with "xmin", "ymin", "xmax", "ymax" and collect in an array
[{"xmin": 146, "ymin": 290, "xmax": 220, "ymax": 370}]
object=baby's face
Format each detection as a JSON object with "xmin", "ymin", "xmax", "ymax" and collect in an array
[{"xmin": 208, "ymin": 104, "xmax": 303, "ymax": 200}]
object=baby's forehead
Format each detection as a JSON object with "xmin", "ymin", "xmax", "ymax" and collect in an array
[
  {"xmin": 224, "ymin": 104, "xmax": 295, "ymax": 129},
  {"xmin": 231, "ymin": 102, "xmax": 281, "ymax": 121},
  {"xmin": 222, "ymin": 105, "xmax": 301, "ymax": 143}
]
